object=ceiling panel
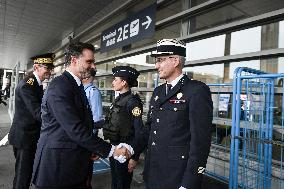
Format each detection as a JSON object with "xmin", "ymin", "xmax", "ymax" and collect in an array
[{"xmin": 0, "ymin": 0, "xmax": 115, "ymax": 70}]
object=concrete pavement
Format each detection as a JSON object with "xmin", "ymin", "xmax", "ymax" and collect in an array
[{"xmin": 0, "ymin": 102, "xmax": 227, "ymax": 189}]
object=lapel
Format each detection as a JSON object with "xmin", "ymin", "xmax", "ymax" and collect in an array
[
  {"xmin": 62, "ymin": 71, "xmax": 86, "ymax": 104},
  {"xmin": 158, "ymin": 75, "xmax": 190, "ymax": 106}
]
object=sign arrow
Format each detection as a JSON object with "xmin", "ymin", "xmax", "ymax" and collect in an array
[{"xmin": 142, "ymin": 16, "xmax": 152, "ymax": 29}]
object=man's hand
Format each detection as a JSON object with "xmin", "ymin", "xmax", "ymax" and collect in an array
[
  {"xmin": 128, "ymin": 159, "xmax": 138, "ymax": 173},
  {"xmin": 113, "ymin": 143, "xmax": 134, "ymax": 163},
  {"xmin": 90, "ymin": 153, "xmax": 100, "ymax": 161},
  {"xmin": 113, "ymin": 146, "xmax": 130, "ymax": 159}
]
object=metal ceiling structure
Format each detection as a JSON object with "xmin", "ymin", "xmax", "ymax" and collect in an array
[{"xmin": 0, "ymin": 0, "xmax": 115, "ymax": 70}]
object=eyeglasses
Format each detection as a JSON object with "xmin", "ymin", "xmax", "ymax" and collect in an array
[
  {"xmin": 155, "ymin": 56, "xmax": 177, "ymax": 64},
  {"xmin": 39, "ymin": 65, "xmax": 54, "ymax": 71}
]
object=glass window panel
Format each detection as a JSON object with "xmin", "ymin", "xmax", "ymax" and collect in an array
[
  {"xmin": 156, "ymin": 0, "xmax": 182, "ymax": 21},
  {"xmin": 278, "ymin": 58, "xmax": 284, "ymax": 73},
  {"xmin": 279, "ymin": 21, "xmax": 284, "ymax": 48},
  {"xmin": 231, "ymin": 27, "xmax": 261, "ymax": 55},
  {"xmin": 229, "ymin": 60, "xmax": 260, "ymax": 79},
  {"xmin": 96, "ymin": 52, "xmax": 155, "ymax": 76},
  {"xmin": 183, "ymin": 0, "xmax": 284, "ymax": 35},
  {"xmin": 183, "ymin": 64, "xmax": 224, "ymax": 84},
  {"xmin": 186, "ymin": 35, "xmax": 225, "ymax": 61}
]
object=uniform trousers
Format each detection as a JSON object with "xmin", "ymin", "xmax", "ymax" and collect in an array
[
  {"xmin": 110, "ymin": 157, "xmax": 133, "ymax": 189},
  {"xmin": 12, "ymin": 146, "xmax": 36, "ymax": 189},
  {"xmin": 34, "ymin": 184, "xmax": 88, "ymax": 189}
]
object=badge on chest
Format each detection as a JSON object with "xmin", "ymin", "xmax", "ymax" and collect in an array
[{"xmin": 169, "ymin": 92, "xmax": 186, "ymax": 104}]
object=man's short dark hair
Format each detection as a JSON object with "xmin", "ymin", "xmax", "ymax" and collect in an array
[{"xmin": 65, "ymin": 42, "xmax": 95, "ymax": 66}]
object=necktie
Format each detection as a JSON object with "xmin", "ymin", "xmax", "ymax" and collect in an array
[
  {"xmin": 79, "ymin": 84, "xmax": 85, "ymax": 95},
  {"xmin": 166, "ymin": 84, "xmax": 172, "ymax": 95},
  {"xmin": 79, "ymin": 84, "xmax": 87, "ymax": 103}
]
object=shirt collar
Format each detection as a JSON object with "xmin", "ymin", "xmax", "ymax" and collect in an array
[
  {"xmin": 66, "ymin": 70, "xmax": 81, "ymax": 86},
  {"xmin": 33, "ymin": 71, "xmax": 42, "ymax": 86},
  {"xmin": 83, "ymin": 82, "xmax": 93, "ymax": 90},
  {"xmin": 120, "ymin": 90, "xmax": 131, "ymax": 97},
  {"xmin": 168, "ymin": 74, "xmax": 184, "ymax": 88}
]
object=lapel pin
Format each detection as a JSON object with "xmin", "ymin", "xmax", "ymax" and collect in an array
[
  {"xmin": 177, "ymin": 93, "xmax": 183, "ymax": 99},
  {"xmin": 154, "ymin": 96, "xmax": 159, "ymax": 101}
]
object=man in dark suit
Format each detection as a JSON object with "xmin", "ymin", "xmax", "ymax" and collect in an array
[
  {"xmin": 32, "ymin": 42, "xmax": 133, "ymax": 189},
  {"xmin": 143, "ymin": 39, "xmax": 213, "ymax": 189},
  {"xmin": 9, "ymin": 53, "xmax": 55, "ymax": 189}
]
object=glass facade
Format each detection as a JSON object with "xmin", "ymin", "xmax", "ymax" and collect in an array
[{"xmin": 49, "ymin": 0, "xmax": 284, "ymax": 119}]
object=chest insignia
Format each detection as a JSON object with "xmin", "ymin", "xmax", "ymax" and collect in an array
[
  {"xmin": 177, "ymin": 92, "xmax": 183, "ymax": 99},
  {"xmin": 132, "ymin": 107, "xmax": 142, "ymax": 116},
  {"xmin": 26, "ymin": 78, "xmax": 34, "ymax": 85},
  {"xmin": 154, "ymin": 96, "xmax": 159, "ymax": 101},
  {"xmin": 169, "ymin": 99, "xmax": 186, "ymax": 104}
]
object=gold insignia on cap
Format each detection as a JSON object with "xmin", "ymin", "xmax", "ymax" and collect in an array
[
  {"xmin": 132, "ymin": 107, "xmax": 142, "ymax": 116},
  {"xmin": 177, "ymin": 93, "xmax": 183, "ymax": 99},
  {"xmin": 34, "ymin": 58, "xmax": 53, "ymax": 64},
  {"xmin": 26, "ymin": 78, "xmax": 34, "ymax": 85},
  {"xmin": 154, "ymin": 96, "xmax": 159, "ymax": 101}
]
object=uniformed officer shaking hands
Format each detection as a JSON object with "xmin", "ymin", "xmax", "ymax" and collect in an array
[
  {"xmin": 143, "ymin": 39, "xmax": 213, "ymax": 189},
  {"xmin": 102, "ymin": 66, "xmax": 146, "ymax": 189},
  {"xmin": 9, "ymin": 53, "xmax": 55, "ymax": 189},
  {"xmin": 32, "ymin": 42, "xmax": 133, "ymax": 189}
]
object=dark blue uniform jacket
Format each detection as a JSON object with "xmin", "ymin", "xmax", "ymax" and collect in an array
[
  {"xmin": 144, "ymin": 75, "xmax": 213, "ymax": 189},
  {"xmin": 9, "ymin": 73, "xmax": 43, "ymax": 148},
  {"xmin": 32, "ymin": 71, "xmax": 111, "ymax": 188}
]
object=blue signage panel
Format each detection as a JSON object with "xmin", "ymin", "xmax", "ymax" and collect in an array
[{"xmin": 100, "ymin": 4, "xmax": 156, "ymax": 53}]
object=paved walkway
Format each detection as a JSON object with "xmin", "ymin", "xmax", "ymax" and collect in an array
[
  {"xmin": 0, "ymin": 103, "xmax": 228, "ymax": 189},
  {"xmin": 0, "ymin": 103, "xmax": 14, "ymax": 189}
]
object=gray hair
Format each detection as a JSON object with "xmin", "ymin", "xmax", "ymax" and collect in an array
[{"xmin": 179, "ymin": 56, "xmax": 186, "ymax": 68}]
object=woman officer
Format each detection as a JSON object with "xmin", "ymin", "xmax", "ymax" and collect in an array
[{"xmin": 103, "ymin": 65, "xmax": 146, "ymax": 189}]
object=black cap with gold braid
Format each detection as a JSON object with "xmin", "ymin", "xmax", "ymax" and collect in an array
[{"xmin": 31, "ymin": 53, "xmax": 55, "ymax": 68}]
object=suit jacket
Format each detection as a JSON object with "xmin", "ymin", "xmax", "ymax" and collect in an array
[
  {"xmin": 9, "ymin": 73, "xmax": 43, "ymax": 148},
  {"xmin": 143, "ymin": 75, "xmax": 213, "ymax": 189},
  {"xmin": 32, "ymin": 71, "xmax": 112, "ymax": 188}
]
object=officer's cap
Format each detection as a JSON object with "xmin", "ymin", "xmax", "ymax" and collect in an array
[
  {"xmin": 31, "ymin": 53, "xmax": 55, "ymax": 68},
  {"xmin": 151, "ymin": 39, "xmax": 186, "ymax": 57},
  {"xmin": 112, "ymin": 66, "xmax": 140, "ymax": 87}
]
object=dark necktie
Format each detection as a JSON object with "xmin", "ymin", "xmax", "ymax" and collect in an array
[
  {"xmin": 166, "ymin": 84, "xmax": 172, "ymax": 95},
  {"xmin": 79, "ymin": 84, "xmax": 87, "ymax": 103}
]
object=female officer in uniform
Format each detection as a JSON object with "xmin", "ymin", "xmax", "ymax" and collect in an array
[{"xmin": 103, "ymin": 66, "xmax": 145, "ymax": 189}]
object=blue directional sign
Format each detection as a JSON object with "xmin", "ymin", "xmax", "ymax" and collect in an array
[{"xmin": 100, "ymin": 4, "xmax": 156, "ymax": 53}]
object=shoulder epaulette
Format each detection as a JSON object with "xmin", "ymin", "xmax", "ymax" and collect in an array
[{"xmin": 26, "ymin": 78, "xmax": 34, "ymax": 86}]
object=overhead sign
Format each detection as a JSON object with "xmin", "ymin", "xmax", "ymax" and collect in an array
[{"xmin": 100, "ymin": 4, "xmax": 156, "ymax": 53}]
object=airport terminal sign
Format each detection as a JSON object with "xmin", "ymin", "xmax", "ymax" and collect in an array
[{"xmin": 100, "ymin": 4, "xmax": 156, "ymax": 53}]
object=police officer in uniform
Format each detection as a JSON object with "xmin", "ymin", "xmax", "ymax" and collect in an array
[
  {"xmin": 9, "ymin": 53, "xmax": 55, "ymax": 189},
  {"xmin": 103, "ymin": 66, "xmax": 146, "ymax": 189},
  {"xmin": 143, "ymin": 39, "xmax": 213, "ymax": 189}
]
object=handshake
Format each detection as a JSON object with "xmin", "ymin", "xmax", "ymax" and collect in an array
[{"xmin": 112, "ymin": 143, "xmax": 134, "ymax": 163}]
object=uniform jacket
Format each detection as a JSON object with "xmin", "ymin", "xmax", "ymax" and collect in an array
[
  {"xmin": 144, "ymin": 75, "xmax": 213, "ymax": 189},
  {"xmin": 32, "ymin": 71, "xmax": 112, "ymax": 188},
  {"xmin": 9, "ymin": 73, "xmax": 43, "ymax": 148},
  {"xmin": 107, "ymin": 91, "xmax": 146, "ymax": 161}
]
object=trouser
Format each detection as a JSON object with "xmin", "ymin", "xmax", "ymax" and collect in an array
[
  {"xmin": 109, "ymin": 157, "xmax": 133, "ymax": 189},
  {"xmin": 34, "ymin": 184, "xmax": 89, "ymax": 189},
  {"xmin": 13, "ymin": 146, "xmax": 36, "ymax": 189},
  {"xmin": 85, "ymin": 160, "xmax": 94, "ymax": 189}
]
